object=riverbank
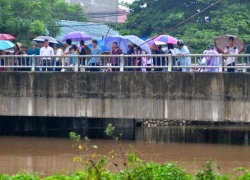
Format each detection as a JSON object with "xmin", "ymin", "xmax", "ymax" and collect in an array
[{"xmin": 0, "ymin": 161, "xmax": 249, "ymax": 180}]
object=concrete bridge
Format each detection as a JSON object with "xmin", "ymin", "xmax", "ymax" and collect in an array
[{"xmin": 0, "ymin": 72, "xmax": 249, "ymax": 122}]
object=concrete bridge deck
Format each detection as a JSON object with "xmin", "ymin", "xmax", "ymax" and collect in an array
[{"xmin": 0, "ymin": 72, "xmax": 249, "ymax": 122}]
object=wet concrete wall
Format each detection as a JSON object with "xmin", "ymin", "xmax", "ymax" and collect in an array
[{"xmin": 0, "ymin": 72, "xmax": 249, "ymax": 122}]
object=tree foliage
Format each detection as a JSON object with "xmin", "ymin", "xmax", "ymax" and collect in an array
[
  {"xmin": 116, "ymin": 0, "xmax": 250, "ymax": 53},
  {"xmin": 0, "ymin": 0, "xmax": 87, "ymax": 43}
]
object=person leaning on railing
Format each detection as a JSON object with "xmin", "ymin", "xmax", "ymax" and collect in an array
[
  {"xmin": 17, "ymin": 45, "xmax": 30, "ymax": 71},
  {"xmin": 27, "ymin": 41, "xmax": 40, "ymax": 71},
  {"xmin": 39, "ymin": 39, "xmax": 54, "ymax": 71}
]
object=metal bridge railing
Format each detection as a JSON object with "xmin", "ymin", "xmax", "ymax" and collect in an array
[{"xmin": 0, "ymin": 54, "xmax": 249, "ymax": 72}]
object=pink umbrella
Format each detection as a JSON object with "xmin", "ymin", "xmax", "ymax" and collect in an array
[
  {"xmin": 0, "ymin": 34, "xmax": 16, "ymax": 41},
  {"xmin": 147, "ymin": 35, "xmax": 177, "ymax": 46}
]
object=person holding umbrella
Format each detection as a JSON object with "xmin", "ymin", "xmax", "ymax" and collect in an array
[{"xmin": 224, "ymin": 36, "xmax": 239, "ymax": 72}]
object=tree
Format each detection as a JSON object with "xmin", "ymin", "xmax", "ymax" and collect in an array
[
  {"xmin": 0, "ymin": 0, "xmax": 87, "ymax": 44},
  {"xmin": 116, "ymin": 0, "xmax": 250, "ymax": 53}
]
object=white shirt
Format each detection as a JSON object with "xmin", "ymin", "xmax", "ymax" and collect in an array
[
  {"xmin": 55, "ymin": 48, "xmax": 63, "ymax": 61},
  {"xmin": 40, "ymin": 46, "xmax": 54, "ymax": 60},
  {"xmin": 146, "ymin": 57, "xmax": 153, "ymax": 65},
  {"xmin": 64, "ymin": 45, "xmax": 72, "ymax": 54},
  {"xmin": 224, "ymin": 45, "xmax": 238, "ymax": 65}
]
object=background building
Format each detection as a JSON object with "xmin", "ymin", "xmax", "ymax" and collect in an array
[{"xmin": 65, "ymin": 0, "xmax": 120, "ymax": 23}]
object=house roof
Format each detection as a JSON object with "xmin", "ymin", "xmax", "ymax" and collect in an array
[{"xmin": 56, "ymin": 20, "xmax": 119, "ymax": 42}]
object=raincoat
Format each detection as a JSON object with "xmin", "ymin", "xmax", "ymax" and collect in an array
[
  {"xmin": 205, "ymin": 49, "xmax": 219, "ymax": 72},
  {"xmin": 174, "ymin": 46, "xmax": 191, "ymax": 72}
]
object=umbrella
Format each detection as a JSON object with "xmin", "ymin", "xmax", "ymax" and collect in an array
[
  {"xmin": 147, "ymin": 35, "xmax": 177, "ymax": 46},
  {"xmin": 215, "ymin": 34, "xmax": 245, "ymax": 54},
  {"xmin": 123, "ymin": 35, "xmax": 151, "ymax": 54},
  {"xmin": 0, "ymin": 34, "xmax": 16, "ymax": 41},
  {"xmin": 104, "ymin": 35, "xmax": 129, "ymax": 53},
  {"xmin": 33, "ymin": 36, "xmax": 58, "ymax": 44},
  {"xmin": 0, "ymin": 40, "xmax": 15, "ymax": 50},
  {"xmin": 62, "ymin": 31, "xmax": 92, "ymax": 42}
]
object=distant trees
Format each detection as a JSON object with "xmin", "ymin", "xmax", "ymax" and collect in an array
[
  {"xmin": 0, "ymin": 0, "xmax": 87, "ymax": 43},
  {"xmin": 116, "ymin": 0, "xmax": 250, "ymax": 53}
]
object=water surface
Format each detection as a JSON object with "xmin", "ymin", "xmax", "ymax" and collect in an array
[{"xmin": 0, "ymin": 126, "xmax": 249, "ymax": 175}]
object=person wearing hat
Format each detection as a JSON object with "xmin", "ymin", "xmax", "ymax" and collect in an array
[
  {"xmin": 205, "ymin": 43, "xmax": 219, "ymax": 72},
  {"xmin": 17, "ymin": 44, "xmax": 30, "ymax": 71},
  {"xmin": 27, "ymin": 41, "xmax": 40, "ymax": 71}
]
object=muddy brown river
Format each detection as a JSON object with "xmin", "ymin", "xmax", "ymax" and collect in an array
[{"xmin": 0, "ymin": 126, "xmax": 249, "ymax": 176}]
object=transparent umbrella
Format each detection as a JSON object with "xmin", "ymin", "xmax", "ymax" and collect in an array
[{"xmin": 215, "ymin": 34, "xmax": 245, "ymax": 54}]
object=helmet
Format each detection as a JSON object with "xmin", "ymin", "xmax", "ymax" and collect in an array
[{"xmin": 177, "ymin": 40, "xmax": 184, "ymax": 46}]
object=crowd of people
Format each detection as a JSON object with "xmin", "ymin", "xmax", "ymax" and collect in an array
[{"xmin": 0, "ymin": 36, "xmax": 239, "ymax": 72}]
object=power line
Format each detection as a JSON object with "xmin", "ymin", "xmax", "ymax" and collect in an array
[{"xmin": 168, "ymin": 0, "xmax": 223, "ymax": 31}]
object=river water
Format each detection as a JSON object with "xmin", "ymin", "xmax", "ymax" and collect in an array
[{"xmin": 0, "ymin": 126, "xmax": 249, "ymax": 176}]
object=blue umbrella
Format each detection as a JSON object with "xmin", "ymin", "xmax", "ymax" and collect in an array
[
  {"xmin": 0, "ymin": 40, "xmax": 15, "ymax": 50},
  {"xmin": 124, "ymin": 35, "xmax": 151, "ymax": 54},
  {"xmin": 104, "ymin": 35, "xmax": 128, "ymax": 53},
  {"xmin": 88, "ymin": 40, "xmax": 110, "ymax": 52}
]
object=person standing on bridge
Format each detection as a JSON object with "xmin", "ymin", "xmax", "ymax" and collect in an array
[
  {"xmin": 110, "ymin": 42, "xmax": 123, "ymax": 71},
  {"xmin": 174, "ymin": 40, "xmax": 191, "ymax": 72},
  {"xmin": 27, "ymin": 41, "xmax": 40, "ymax": 71},
  {"xmin": 40, "ymin": 39, "xmax": 54, "ymax": 71},
  {"xmin": 53, "ymin": 44, "xmax": 63, "ymax": 71},
  {"xmin": 88, "ymin": 40, "xmax": 102, "ymax": 71},
  {"xmin": 61, "ymin": 39, "xmax": 72, "ymax": 72},
  {"xmin": 205, "ymin": 43, "xmax": 219, "ymax": 72},
  {"xmin": 224, "ymin": 36, "xmax": 238, "ymax": 72}
]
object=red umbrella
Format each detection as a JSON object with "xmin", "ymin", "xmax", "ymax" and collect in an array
[
  {"xmin": 0, "ymin": 34, "xmax": 16, "ymax": 41},
  {"xmin": 215, "ymin": 34, "xmax": 245, "ymax": 54}
]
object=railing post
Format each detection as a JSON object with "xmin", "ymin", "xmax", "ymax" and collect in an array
[
  {"xmin": 31, "ymin": 55, "xmax": 36, "ymax": 72},
  {"xmin": 219, "ymin": 54, "xmax": 223, "ymax": 72},
  {"xmin": 120, "ymin": 54, "xmax": 124, "ymax": 72},
  {"xmin": 75, "ymin": 55, "xmax": 79, "ymax": 72},
  {"xmin": 168, "ymin": 55, "xmax": 173, "ymax": 72}
]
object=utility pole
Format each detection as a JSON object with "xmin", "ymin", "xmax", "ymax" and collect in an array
[
  {"xmin": 51, "ymin": 0, "xmax": 54, "ymax": 36},
  {"xmin": 116, "ymin": 0, "xmax": 118, "ymax": 23}
]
